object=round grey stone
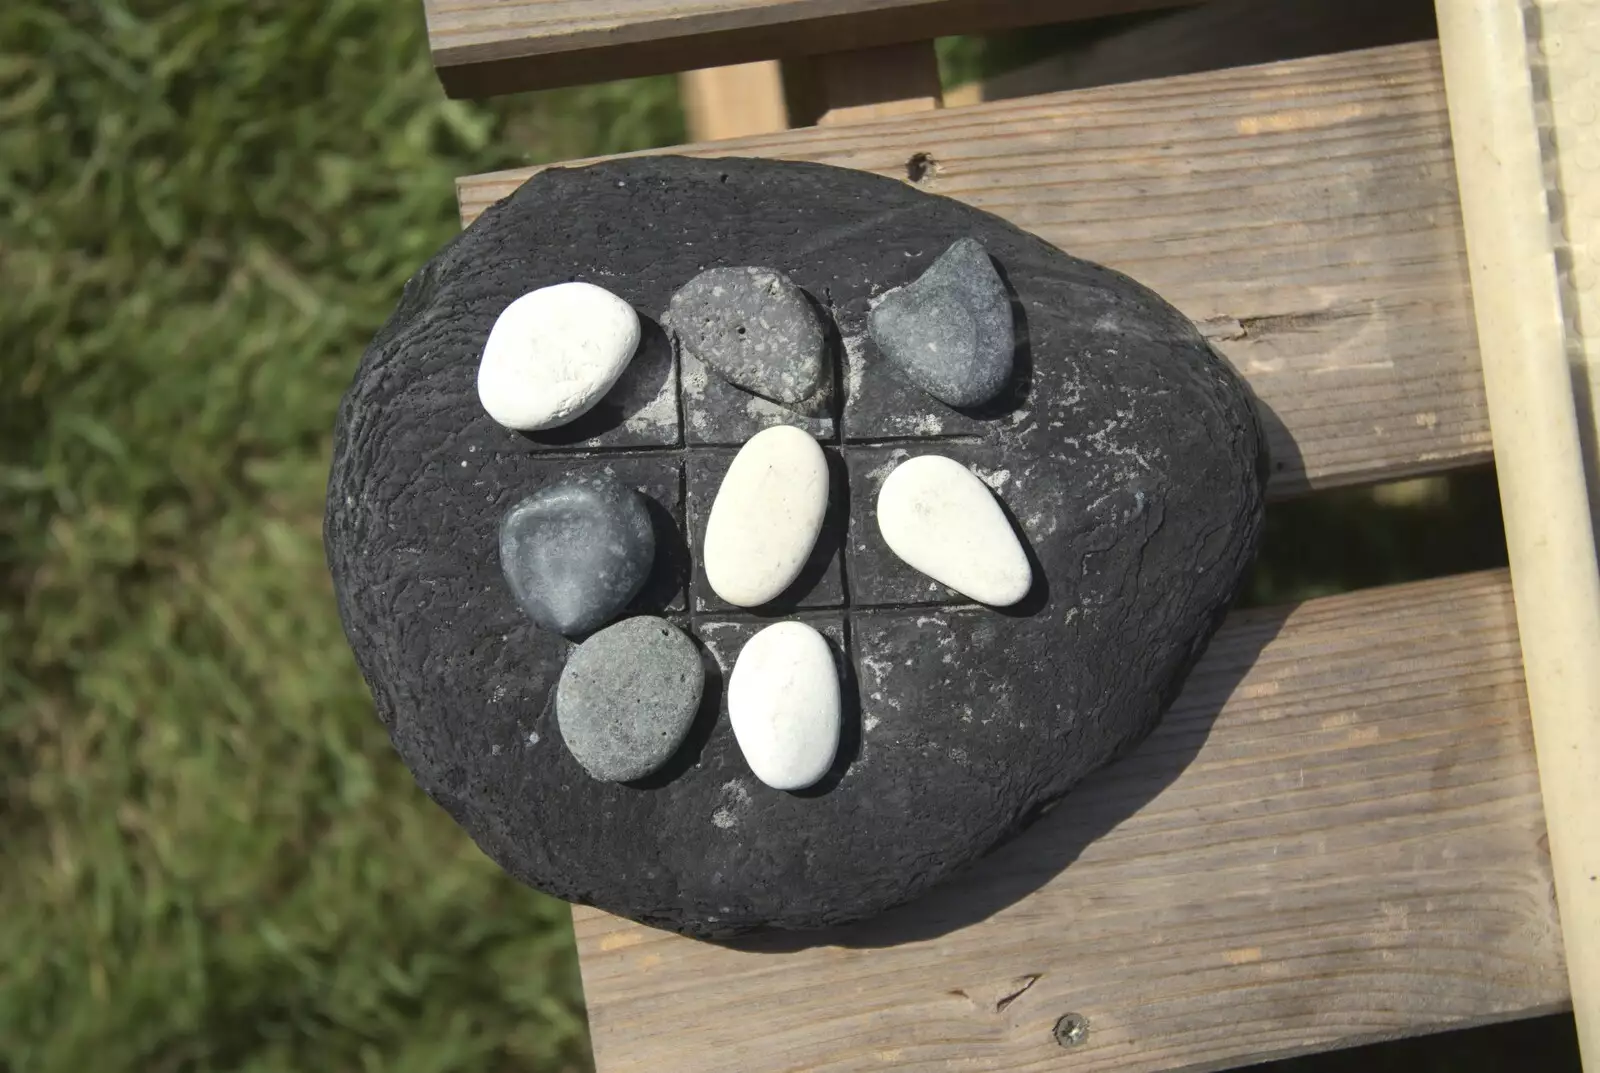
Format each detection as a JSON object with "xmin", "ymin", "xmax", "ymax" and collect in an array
[
  {"xmin": 499, "ymin": 476, "xmax": 654, "ymax": 637},
  {"xmin": 870, "ymin": 237, "xmax": 1015, "ymax": 408},
  {"xmin": 666, "ymin": 266, "xmax": 825, "ymax": 404},
  {"xmin": 556, "ymin": 617, "xmax": 705, "ymax": 782}
]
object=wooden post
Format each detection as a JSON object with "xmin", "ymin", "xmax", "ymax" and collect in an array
[
  {"xmin": 782, "ymin": 41, "xmax": 943, "ymax": 127},
  {"xmin": 681, "ymin": 43, "xmax": 943, "ymax": 140},
  {"xmin": 1435, "ymin": 0, "xmax": 1600, "ymax": 1064},
  {"xmin": 680, "ymin": 62, "xmax": 791, "ymax": 141}
]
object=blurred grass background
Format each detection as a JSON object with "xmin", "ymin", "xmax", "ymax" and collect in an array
[{"xmin": 0, "ymin": 2, "xmax": 1551, "ymax": 1071}]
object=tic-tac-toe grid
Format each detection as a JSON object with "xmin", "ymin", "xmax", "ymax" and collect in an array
[{"xmin": 523, "ymin": 317, "xmax": 1000, "ymax": 654}]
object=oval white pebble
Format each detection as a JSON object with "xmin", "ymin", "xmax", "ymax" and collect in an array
[
  {"xmin": 728, "ymin": 622, "xmax": 841, "ymax": 791},
  {"xmin": 704, "ymin": 426, "xmax": 828, "ymax": 607},
  {"xmin": 876, "ymin": 454, "xmax": 1033, "ymax": 606},
  {"xmin": 477, "ymin": 282, "xmax": 641, "ymax": 431}
]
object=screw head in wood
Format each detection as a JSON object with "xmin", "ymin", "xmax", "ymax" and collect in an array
[{"xmin": 1053, "ymin": 1012, "xmax": 1090, "ymax": 1048}]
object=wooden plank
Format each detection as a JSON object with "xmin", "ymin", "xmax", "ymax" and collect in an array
[
  {"xmin": 681, "ymin": 62, "xmax": 791, "ymax": 141},
  {"xmin": 459, "ymin": 42, "xmax": 1490, "ymax": 497},
  {"xmin": 1436, "ymin": 0, "xmax": 1600, "ymax": 1063},
  {"xmin": 422, "ymin": 0, "xmax": 1180, "ymax": 97},
  {"xmin": 572, "ymin": 570, "xmax": 1565, "ymax": 1073},
  {"xmin": 953, "ymin": 0, "xmax": 1438, "ymax": 102},
  {"xmin": 783, "ymin": 41, "xmax": 943, "ymax": 127}
]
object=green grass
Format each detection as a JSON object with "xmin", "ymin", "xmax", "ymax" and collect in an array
[{"xmin": 1, "ymin": 3, "xmax": 682, "ymax": 1070}]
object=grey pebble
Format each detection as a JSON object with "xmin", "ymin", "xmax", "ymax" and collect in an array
[
  {"xmin": 869, "ymin": 237, "xmax": 1014, "ymax": 408},
  {"xmin": 499, "ymin": 476, "xmax": 654, "ymax": 637},
  {"xmin": 556, "ymin": 616, "xmax": 705, "ymax": 782},
  {"xmin": 667, "ymin": 266, "xmax": 826, "ymax": 405}
]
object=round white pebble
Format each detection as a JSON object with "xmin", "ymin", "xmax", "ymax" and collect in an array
[
  {"xmin": 477, "ymin": 282, "xmax": 641, "ymax": 431},
  {"xmin": 703, "ymin": 426, "xmax": 828, "ymax": 607},
  {"xmin": 876, "ymin": 454, "xmax": 1033, "ymax": 606},
  {"xmin": 728, "ymin": 621, "xmax": 841, "ymax": 791}
]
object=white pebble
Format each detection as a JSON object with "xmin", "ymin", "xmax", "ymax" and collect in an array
[
  {"xmin": 728, "ymin": 622, "xmax": 840, "ymax": 790},
  {"xmin": 477, "ymin": 282, "xmax": 641, "ymax": 431},
  {"xmin": 876, "ymin": 454, "xmax": 1033, "ymax": 606},
  {"xmin": 704, "ymin": 426, "xmax": 828, "ymax": 606}
]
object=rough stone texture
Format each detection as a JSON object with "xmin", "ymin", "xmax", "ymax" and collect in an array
[
  {"xmin": 326, "ymin": 156, "xmax": 1267, "ymax": 938},
  {"xmin": 556, "ymin": 617, "xmax": 705, "ymax": 782},
  {"xmin": 499, "ymin": 476, "xmax": 655, "ymax": 637},
  {"xmin": 668, "ymin": 267, "xmax": 827, "ymax": 404},
  {"xmin": 870, "ymin": 238, "xmax": 1015, "ymax": 408}
]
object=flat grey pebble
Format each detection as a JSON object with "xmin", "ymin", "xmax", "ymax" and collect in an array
[
  {"xmin": 556, "ymin": 617, "xmax": 705, "ymax": 782},
  {"xmin": 870, "ymin": 237, "xmax": 1014, "ymax": 408},
  {"xmin": 667, "ymin": 266, "xmax": 825, "ymax": 405},
  {"xmin": 499, "ymin": 476, "xmax": 654, "ymax": 636}
]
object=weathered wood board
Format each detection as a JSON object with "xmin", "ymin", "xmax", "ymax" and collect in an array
[{"xmin": 422, "ymin": 0, "xmax": 1179, "ymax": 96}]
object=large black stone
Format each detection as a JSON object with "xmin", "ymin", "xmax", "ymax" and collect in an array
[{"xmin": 325, "ymin": 156, "xmax": 1267, "ymax": 938}]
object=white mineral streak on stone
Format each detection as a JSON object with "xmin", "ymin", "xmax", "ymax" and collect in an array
[
  {"xmin": 876, "ymin": 454, "xmax": 1033, "ymax": 607},
  {"xmin": 728, "ymin": 622, "xmax": 841, "ymax": 791},
  {"xmin": 971, "ymin": 465, "xmax": 1011, "ymax": 490},
  {"xmin": 711, "ymin": 780, "xmax": 752, "ymax": 829},
  {"xmin": 842, "ymin": 332, "xmax": 867, "ymax": 404},
  {"xmin": 704, "ymin": 426, "xmax": 828, "ymax": 606},
  {"xmin": 477, "ymin": 282, "xmax": 641, "ymax": 431},
  {"xmin": 860, "ymin": 654, "xmax": 893, "ymax": 684},
  {"xmin": 682, "ymin": 352, "xmax": 709, "ymax": 399},
  {"xmin": 744, "ymin": 391, "xmax": 796, "ymax": 423},
  {"xmin": 865, "ymin": 448, "xmax": 910, "ymax": 487},
  {"xmin": 616, "ymin": 346, "xmax": 677, "ymax": 434}
]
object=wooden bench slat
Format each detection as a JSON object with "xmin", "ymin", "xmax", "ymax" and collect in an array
[
  {"xmin": 571, "ymin": 569, "xmax": 1564, "ymax": 1073},
  {"xmin": 423, "ymin": 0, "xmax": 1178, "ymax": 97},
  {"xmin": 458, "ymin": 42, "xmax": 1491, "ymax": 497}
]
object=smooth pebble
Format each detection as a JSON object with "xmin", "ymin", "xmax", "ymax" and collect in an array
[
  {"xmin": 869, "ymin": 238, "xmax": 1014, "ymax": 408},
  {"xmin": 499, "ymin": 476, "xmax": 655, "ymax": 636},
  {"xmin": 876, "ymin": 454, "xmax": 1032, "ymax": 606},
  {"xmin": 728, "ymin": 621, "xmax": 840, "ymax": 791},
  {"xmin": 704, "ymin": 425, "xmax": 828, "ymax": 607},
  {"xmin": 667, "ymin": 267, "xmax": 826, "ymax": 405},
  {"xmin": 478, "ymin": 281, "xmax": 641, "ymax": 431},
  {"xmin": 556, "ymin": 617, "xmax": 705, "ymax": 782}
]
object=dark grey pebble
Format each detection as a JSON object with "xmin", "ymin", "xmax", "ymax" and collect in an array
[
  {"xmin": 499, "ymin": 476, "xmax": 654, "ymax": 636},
  {"xmin": 667, "ymin": 266, "xmax": 825, "ymax": 405},
  {"xmin": 870, "ymin": 237, "xmax": 1015, "ymax": 408},
  {"xmin": 556, "ymin": 616, "xmax": 705, "ymax": 782}
]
